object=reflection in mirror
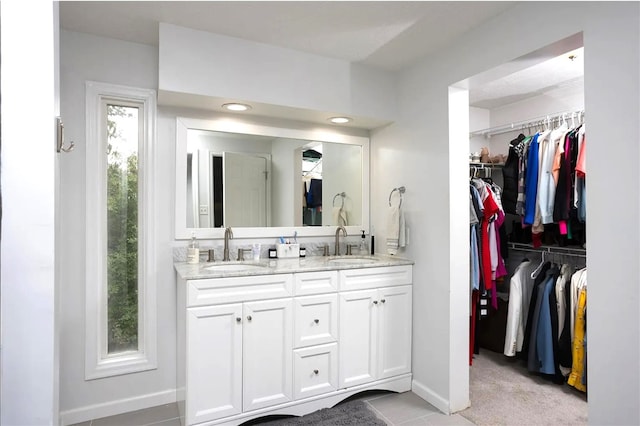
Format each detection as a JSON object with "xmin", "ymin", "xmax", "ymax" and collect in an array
[
  {"xmin": 186, "ymin": 130, "xmax": 362, "ymax": 229},
  {"xmin": 175, "ymin": 117, "xmax": 369, "ymax": 240},
  {"xmin": 302, "ymin": 144, "xmax": 323, "ymax": 226},
  {"xmin": 186, "ymin": 130, "xmax": 272, "ymax": 228}
]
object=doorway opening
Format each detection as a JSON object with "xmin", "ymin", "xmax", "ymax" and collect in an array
[{"xmin": 449, "ymin": 32, "xmax": 588, "ymax": 423}]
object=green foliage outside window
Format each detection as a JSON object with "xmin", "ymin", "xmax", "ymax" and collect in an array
[{"xmin": 106, "ymin": 105, "xmax": 139, "ymax": 354}]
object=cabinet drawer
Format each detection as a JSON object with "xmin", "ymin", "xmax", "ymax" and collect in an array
[
  {"xmin": 339, "ymin": 265, "xmax": 412, "ymax": 291},
  {"xmin": 293, "ymin": 343, "xmax": 338, "ymax": 400},
  {"xmin": 294, "ymin": 294, "xmax": 338, "ymax": 348},
  {"xmin": 294, "ymin": 270, "xmax": 338, "ymax": 295},
  {"xmin": 187, "ymin": 274, "xmax": 293, "ymax": 307}
]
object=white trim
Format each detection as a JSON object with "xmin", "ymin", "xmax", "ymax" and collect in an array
[
  {"xmin": 85, "ymin": 81, "xmax": 157, "ymax": 379},
  {"xmin": 59, "ymin": 389, "xmax": 176, "ymax": 426},
  {"xmin": 411, "ymin": 379, "xmax": 452, "ymax": 415}
]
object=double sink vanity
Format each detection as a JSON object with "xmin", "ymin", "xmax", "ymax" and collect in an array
[
  {"xmin": 173, "ymin": 114, "xmax": 411, "ymax": 425},
  {"xmin": 175, "ymin": 253, "xmax": 414, "ymax": 426}
]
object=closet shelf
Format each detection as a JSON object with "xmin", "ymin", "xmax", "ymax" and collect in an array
[
  {"xmin": 469, "ymin": 162, "xmax": 504, "ymax": 168},
  {"xmin": 469, "ymin": 109, "xmax": 585, "ymax": 138},
  {"xmin": 508, "ymin": 242, "xmax": 586, "ymax": 257}
]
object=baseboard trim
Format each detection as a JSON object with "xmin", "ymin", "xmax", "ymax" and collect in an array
[
  {"xmin": 59, "ymin": 388, "xmax": 176, "ymax": 425},
  {"xmin": 411, "ymin": 379, "xmax": 450, "ymax": 415}
]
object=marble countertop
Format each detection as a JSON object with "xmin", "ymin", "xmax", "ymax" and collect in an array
[{"xmin": 175, "ymin": 254, "xmax": 414, "ymax": 280}]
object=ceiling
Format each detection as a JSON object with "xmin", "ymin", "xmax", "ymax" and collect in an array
[
  {"xmin": 470, "ymin": 46, "xmax": 584, "ymax": 109},
  {"xmin": 59, "ymin": 1, "xmax": 584, "ymax": 117},
  {"xmin": 60, "ymin": 1, "xmax": 516, "ymax": 72}
]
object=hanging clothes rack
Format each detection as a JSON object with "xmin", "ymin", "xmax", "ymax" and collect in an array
[
  {"xmin": 469, "ymin": 109, "xmax": 585, "ymax": 138},
  {"xmin": 469, "ymin": 163, "xmax": 497, "ymax": 178},
  {"xmin": 507, "ymin": 242, "xmax": 586, "ymax": 257},
  {"xmin": 302, "ymin": 158, "xmax": 322, "ymax": 177}
]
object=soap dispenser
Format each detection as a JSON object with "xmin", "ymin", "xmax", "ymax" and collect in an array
[
  {"xmin": 187, "ymin": 233, "xmax": 200, "ymax": 264},
  {"xmin": 359, "ymin": 230, "xmax": 368, "ymax": 255}
]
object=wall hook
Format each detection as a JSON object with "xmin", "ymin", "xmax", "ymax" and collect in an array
[{"xmin": 56, "ymin": 117, "xmax": 75, "ymax": 153}]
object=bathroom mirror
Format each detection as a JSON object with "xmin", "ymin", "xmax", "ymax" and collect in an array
[{"xmin": 175, "ymin": 116, "xmax": 369, "ymax": 239}]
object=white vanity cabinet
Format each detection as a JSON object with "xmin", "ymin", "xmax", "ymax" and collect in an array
[
  {"xmin": 338, "ymin": 266, "xmax": 413, "ymax": 388},
  {"xmin": 178, "ymin": 274, "xmax": 294, "ymax": 425},
  {"xmin": 176, "ymin": 262, "xmax": 412, "ymax": 426}
]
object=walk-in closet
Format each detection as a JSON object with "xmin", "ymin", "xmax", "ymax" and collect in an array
[{"xmin": 465, "ymin": 40, "xmax": 588, "ymax": 424}]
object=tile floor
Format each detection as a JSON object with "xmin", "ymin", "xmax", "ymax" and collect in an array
[{"xmin": 70, "ymin": 391, "xmax": 476, "ymax": 426}]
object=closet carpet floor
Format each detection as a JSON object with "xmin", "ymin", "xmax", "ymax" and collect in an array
[{"xmin": 460, "ymin": 349, "xmax": 588, "ymax": 426}]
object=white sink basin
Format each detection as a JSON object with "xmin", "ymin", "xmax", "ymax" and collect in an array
[
  {"xmin": 203, "ymin": 262, "xmax": 268, "ymax": 272},
  {"xmin": 327, "ymin": 256, "xmax": 381, "ymax": 265}
]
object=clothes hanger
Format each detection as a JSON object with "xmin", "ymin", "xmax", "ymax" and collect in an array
[{"xmin": 530, "ymin": 251, "xmax": 548, "ymax": 279}]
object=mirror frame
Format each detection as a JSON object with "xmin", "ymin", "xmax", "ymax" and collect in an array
[{"xmin": 175, "ymin": 116, "xmax": 370, "ymax": 240}]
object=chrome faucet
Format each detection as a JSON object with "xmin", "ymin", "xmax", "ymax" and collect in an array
[
  {"xmin": 334, "ymin": 225, "xmax": 347, "ymax": 256},
  {"xmin": 223, "ymin": 227, "xmax": 234, "ymax": 261}
]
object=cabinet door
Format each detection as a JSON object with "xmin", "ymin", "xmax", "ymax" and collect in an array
[
  {"xmin": 186, "ymin": 304, "xmax": 242, "ymax": 424},
  {"xmin": 377, "ymin": 285, "xmax": 413, "ymax": 379},
  {"xmin": 338, "ymin": 289, "xmax": 378, "ymax": 388},
  {"xmin": 243, "ymin": 298, "xmax": 293, "ymax": 411}
]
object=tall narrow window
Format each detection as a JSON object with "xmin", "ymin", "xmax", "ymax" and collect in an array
[
  {"xmin": 106, "ymin": 104, "xmax": 140, "ymax": 354},
  {"xmin": 86, "ymin": 82, "xmax": 156, "ymax": 379}
]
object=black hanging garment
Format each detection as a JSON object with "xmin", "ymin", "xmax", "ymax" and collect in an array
[{"xmin": 501, "ymin": 133, "xmax": 526, "ymax": 214}]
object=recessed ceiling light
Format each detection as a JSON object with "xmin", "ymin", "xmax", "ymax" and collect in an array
[
  {"xmin": 222, "ymin": 103, "xmax": 252, "ymax": 112},
  {"xmin": 329, "ymin": 116, "xmax": 352, "ymax": 124}
]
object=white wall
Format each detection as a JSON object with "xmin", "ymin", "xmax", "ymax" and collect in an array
[
  {"xmin": 581, "ymin": 4, "xmax": 639, "ymax": 423},
  {"xmin": 1, "ymin": 3, "xmax": 58, "ymax": 424},
  {"xmin": 469, "ymin": 106, "xmax": 490, "ymax": 154},
  {"xmin": 158, "ymin": 23, "xmax": 397, "ymax": 122},
  {"xmin": 59, "ymin": 30, "xmax": 177, "ymax": 423},
  {"xmin": 371, "ymin": 2, "xmax": 639, "ymax": 423}
]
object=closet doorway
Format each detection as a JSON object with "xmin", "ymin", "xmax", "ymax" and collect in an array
[{"xmin": 454, "ymin": 33, "xmax": 589, "ymax": 424}]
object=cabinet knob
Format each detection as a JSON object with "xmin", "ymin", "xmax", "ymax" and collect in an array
[
  {"xmin": 373, "ymin": 300, "xmax": 378, "ymax": 305},
  {"xmin": 381, "ymin": 299, "xmax": 386, "ymax": 303},
  {"xmin": 313, "ymin": 369, "xmax": 319, "ymax": 375},
  {"xmin": 314, "ymin": 319, "xmax": 319, "ymax": 324},
  {"xmin": 236, "ymin": 317, "xmax": 241, "ymax": 323},
  {"xmin": 247, "ymin": 315, "xmax": 252, "ymax": 321}
]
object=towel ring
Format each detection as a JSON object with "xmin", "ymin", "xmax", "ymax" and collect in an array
[
  {"xmin": 388, "ymin": 186, "xmax": 405, "ymax": 208},
  {"xmin": 333, "ymin": 192, "xmax": 346, "ymax": 208}
]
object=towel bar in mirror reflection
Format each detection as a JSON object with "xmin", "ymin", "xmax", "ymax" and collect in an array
[{"xmin": 333, "ymin": 192, "xmax": 346, "ymax": 208}]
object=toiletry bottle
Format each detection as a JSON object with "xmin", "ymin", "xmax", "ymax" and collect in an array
[
  {"xmin": 187, "ymin": 233, "xmax": 200, "ymax": 264},
  {"xmin": 359, "ymin": 230, "xmax": 368, "ymax": 255}
]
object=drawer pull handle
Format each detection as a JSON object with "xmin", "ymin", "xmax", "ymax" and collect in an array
[
  {"xmin": 236, "ymin": 317, "xmax": 241, "ymax": 323},
  {"xmin": 373, "ymin": 300, "xmax": 378, "ymax": 305},
  {"xmin": 381, "ymin": 299, "xmax": 386, "ymax": 303},
  {"xmin": 314, "ymin": 319, "xmax": 319, "ymax": 324},
  {"xmin": 247, "ymin": 315, "xmax": 252, "ymax": 321},
  {"xmin": 313, "ymin": 369, "xmax": 319, "ymax": 375}
]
